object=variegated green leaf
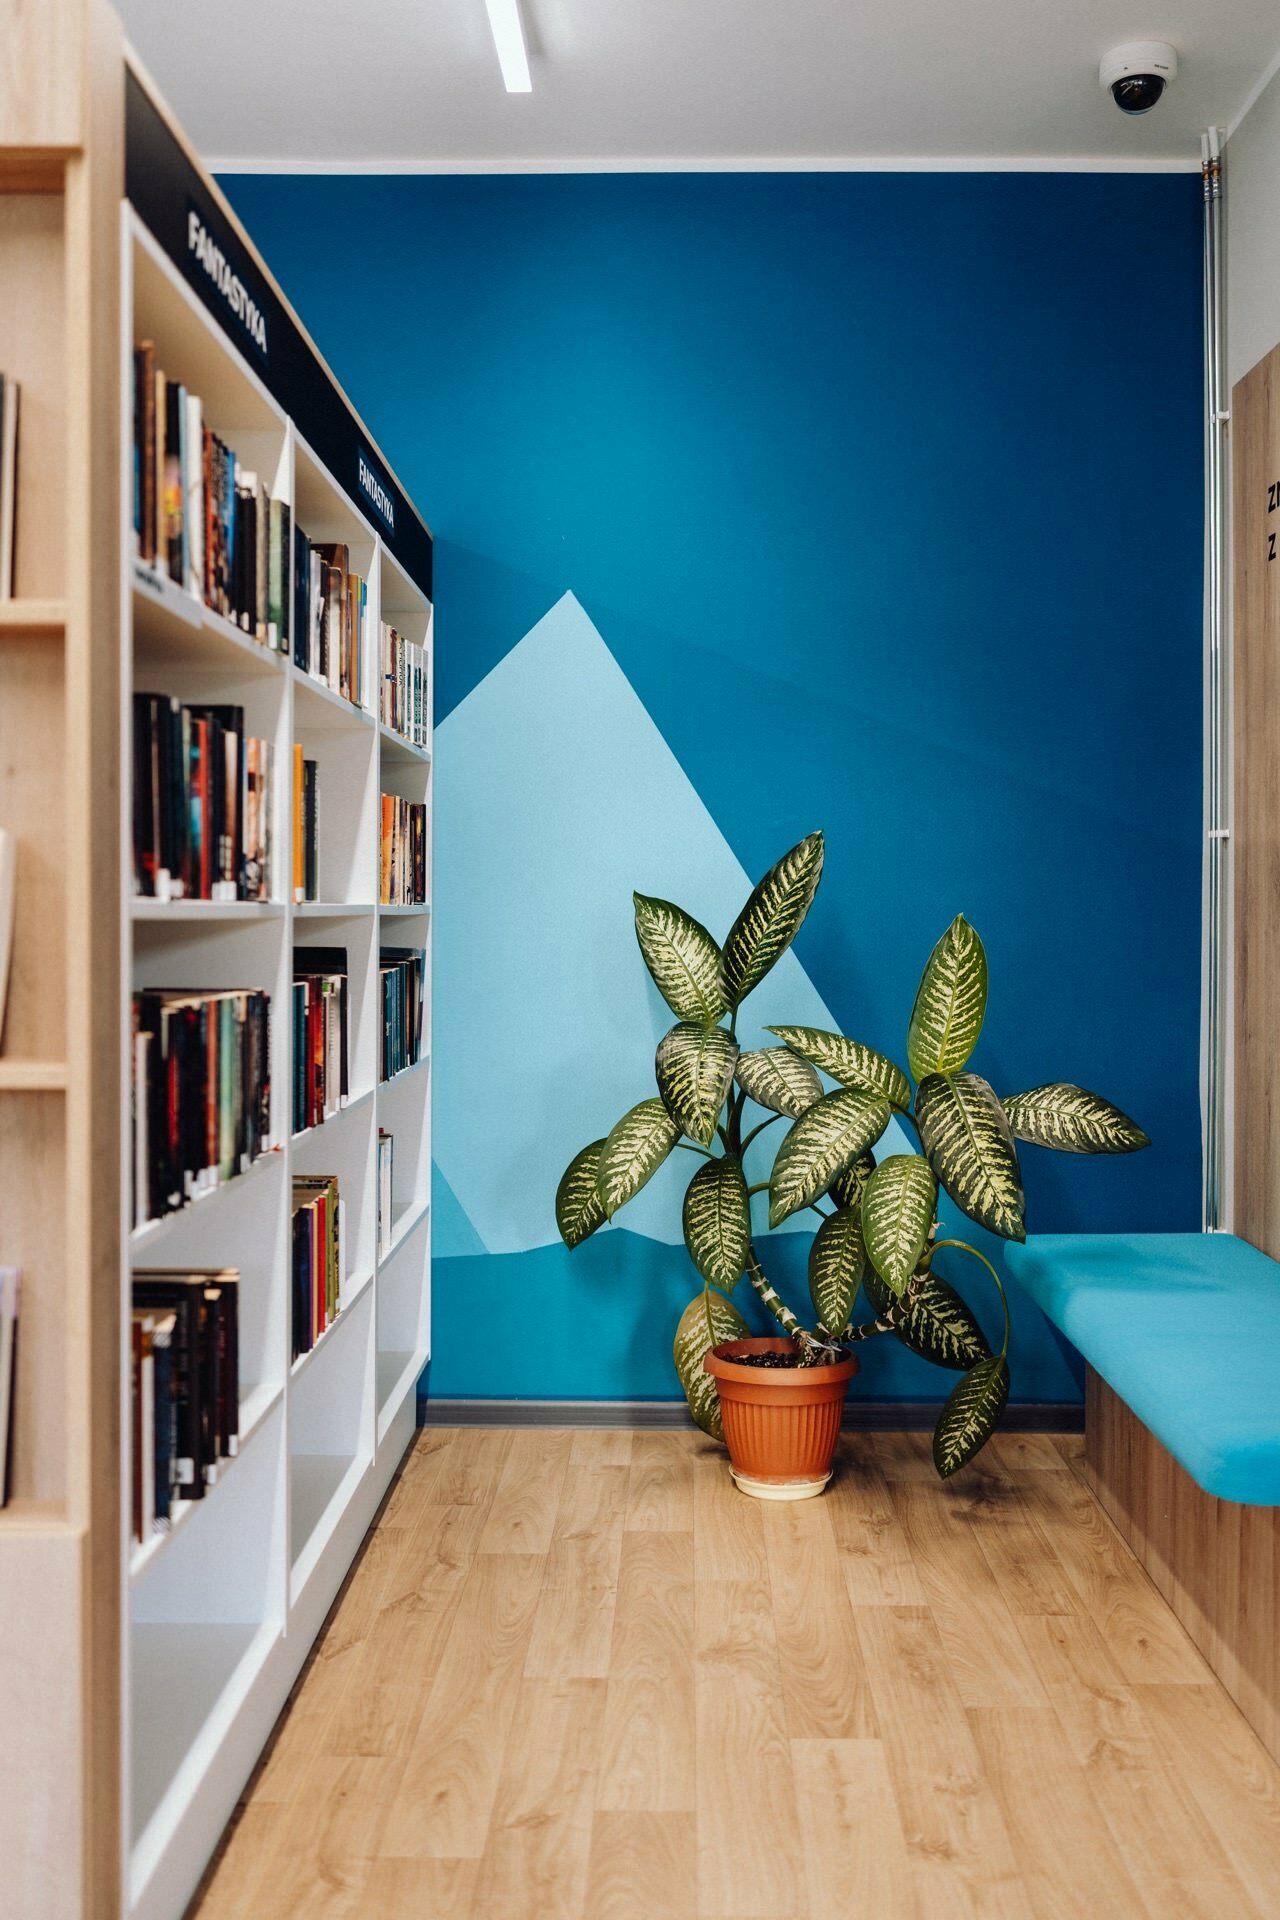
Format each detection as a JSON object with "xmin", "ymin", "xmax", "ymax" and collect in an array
[
  {"xmin": 673, "ymin": 1285, "xmax": 750, "ymax": 1440},
  {"xmin": 916, "ymin": 1071, "xmax": 1026, "ymax": 1243},
  {"xmin": 633, "ymin": 893, "xmax": 729, "ymax": 1024},
  {"xmin": 655, "ymin": 1021, "xmax": 739, "ymax": 1147},
  {"xmin": 1002, "ymin": 1083, "xmax": 1150, "ymax": 1156},
  {"xmin": 768, "ymin": 1087, "xmax": 891, "ymax": 1229},
  {"xmin": 932, "ymin": 1354, "xmax": 1010, "ymax": 1477},
  {"xmin": 683, "ymin": 1156, "xmax": 750, "ymax": 1294},
  {"xmin": 808, "ymin": 1207, "xmax": 866, "ymax": 1333},
  {"xmin": 865, "ymin": 1266, "xmax": 991, "ymax": 1371},
  {"xmin": 723, "ymin": 831, "xmax": 824, "ymax": 1007},
  {"xmin": 555, "ymin": 1139, "xmax": 608, "ymax": 1248},
  {"xmin": 597, "ymin": 1098, "xmax": 681, "ymax": 1219},
  {"xmin": 735, "ymin": 1046, "xmax": 823, "ymax": 1119},
  {"xmin": 828, "ymin": 1150, "xmax": 876, "ymax": 1210},
  {"xmin": 906, "ymin": 915, "xmax": 988, "ymax": 1082},
  {"xmin": 767, "ymin": 1025, "xmax": 911, "ymax": 1111},
  {"xmin": 860, "ymin": 1155, "xmax": 938, "ymax": 1297}
]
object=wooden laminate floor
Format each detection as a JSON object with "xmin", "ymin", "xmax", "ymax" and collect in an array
[{"xmin": 190, "ymin": 1428, "xmax": 1280, "ymax": 1919}]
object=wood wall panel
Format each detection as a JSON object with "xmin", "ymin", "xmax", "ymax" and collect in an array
[
  {"xmin": 1233, "ymin": 342, "xmax": 1280, "ymax": 1256},
  {"xmin": 1084, "ymin": 1369, "xmax": 1279, "ymax": 1764}
]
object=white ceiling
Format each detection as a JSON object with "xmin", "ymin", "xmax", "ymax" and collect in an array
[{"xmin": 119, "ymin": 0, "xmax": 1280, "ymax": 170}]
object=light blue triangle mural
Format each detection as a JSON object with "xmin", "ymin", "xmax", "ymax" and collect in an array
[{"xmin": 430, "ymin": 589, "xmax": 911, "ymax": 1258}]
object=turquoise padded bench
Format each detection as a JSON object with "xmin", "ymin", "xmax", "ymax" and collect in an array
[{"xmin": 1005, "ymin": 1232, "xmax": 1280, "ymax": 1507}]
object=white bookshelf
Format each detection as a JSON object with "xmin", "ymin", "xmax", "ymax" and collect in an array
[{"xmin": 119, "ymin": 189, "xmax": 432, "ymax": 1920}]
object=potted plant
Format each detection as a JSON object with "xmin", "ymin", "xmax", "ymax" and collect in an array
[{"xmin": 556, "ymin": 831, "xmax": 1148, "ymax": 1492}]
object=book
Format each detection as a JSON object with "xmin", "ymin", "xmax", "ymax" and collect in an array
[
  {"xmin": 0, "ymin": 374, "xmax": 19, "ymax": 600},
  {"xmin": 132, "ymin": 695, "xmax": 273, "ymax": 902},
  {"xmin": 0, "ymin": 1268, "xmax": 19, "ymax": 1508},
  {"xmin": 291, "ymin": 1175, "xmax": 342, "ymax": 1357},
  {"xmin": 379, "ymin": 622, "xmax": 429, "ymax": 748},
  {"xmin": 0, "ymin": 828, "xmax": 13, "ymax": 1047},
  {"xmin": 130, "ymin": 343, "xmax": 294, "ymax": 647},
  {"xmin": 292, "ymin": 946, "xmax": 349, "ymax": 1134},
  {"xmin": 379, "ymin": 793, "xmax": 429, "ymax": 906},
  {"xmin": 133, "ymin": 1271, "xmax": 240, "ymax": 1534},
  {"xmin": 379, "ymin": 947, "xmax": 426, "ymax": 1081},
  {"xmin": 292, "ymin": 745, "xmax": 318, "ymax": 902},
  {"xmin": 131, "ymin": 989, "xmax": 273, "ymax": 1228}
]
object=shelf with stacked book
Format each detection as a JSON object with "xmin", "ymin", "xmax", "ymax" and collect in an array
[
  {"xmin": 128, "ymin": 1377, "xmax": 282, "ymax": 1587},
  {"xmin": 292, "ymin": 913, "xmax": 377, "ymax": 1135},
  {"xmin": 378, "ymin": 543, "xmax": 433, "ymax": 754},
  {"xmin": 292, "ymin": 705, "xmax": 377, "ymax": 907},
  {"xmin": 288, "ymin": 1265, "xmax": 374, "ymax": 1383},
  {"xmin": 291, "ymin": 428, "xmax": 376, "ymax": 720}
]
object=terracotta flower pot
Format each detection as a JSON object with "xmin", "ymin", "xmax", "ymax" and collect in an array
[{"xmin": 703, "ymin": 1337, "xmax": 859, "ymax": 1500}]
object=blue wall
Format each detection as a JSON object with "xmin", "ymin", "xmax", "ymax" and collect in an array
[{"xmin": 224, "ymin": 171, "xmax": 1205, "ymax": 1404}]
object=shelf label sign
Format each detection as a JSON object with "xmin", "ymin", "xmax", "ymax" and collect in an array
[
  {"xmin": 186, "ymin": 204, "xmax": 268, "ymax": 358},
  {"xmin": 358, "ymin": 452, "xmax": 396, "ymax": 533}
]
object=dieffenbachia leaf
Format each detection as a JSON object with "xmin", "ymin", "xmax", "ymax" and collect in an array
[
  {"xmin": 723, "ymin": 831, "xmax": 824, "ymax": 1008},
  {"xmin": 597, "ymin": 1098, "xmax": 681, "ymax": 1219},
  {"xmin": 555, "ymin": 1139, "xmax": 608, "ymax": 1248},
  {"xmin": 1001, "ymin": 1083, "xmax": 1150, "ymax": 1155},
  {"xmin": 674, "ymin": 1285, "xmax": 750, "ymax": 1439},
  {"xmin": 768, "ymin": 1087, "xmax": 891, "ymax": 1228},
  {"xmin": 860, "ymin": 1155, "xmax": 937, "ymax": 1298},
  {"xmin": 735, "ymin": 1046, "xmax": 822, "ymax": 1119},
  {"xmin": 683, "ymin": 1156, "xmax": 750, "ymax": 1294},
  {"xmin": 906, "ymin": 915, "xmax": 988, "ymax": 1082},
  {"xmin": 916, "ymin": 1071, "xmax": 1025, "ymax": 1243},
  {"xmin": 808, "ymin": 1207, "xmax": 866, "ymax": 1334},
  {"xmin": 932, "ymin": 1354, "xmax": 1010, "ymax": 1477},
  {"xmin": 828, "ymin": 1150, "xmax": 876, "ymax": 1210},
  {"xmin": 767, "ymin": 1025, "xmax": 911, "ymax": 1112},
  {"xmin": 633, "ymin": 893, "xmax": 729, "ymax": 1024},
  {"xmin": 655, "ymin": 1021, "xmax": 739, "ymax": 1147},
  {"xmin": 865, "ymin": 1266, "xmax": 990, "ymax": 1371}
]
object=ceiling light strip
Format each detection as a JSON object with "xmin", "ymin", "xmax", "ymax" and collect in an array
[{"xmin": 483, "ymin": 0, "xmax": 531, "ymax": 93}]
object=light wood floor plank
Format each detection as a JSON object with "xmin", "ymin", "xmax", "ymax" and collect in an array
[
  {"xmin": 470, "ymin": 1676, "xmax": 605, "ymax": 1918},
  {"xmin": 762, "ymin": 1500, "xmax": 878, "ymax": 1738},
  {"xmin": 625, "ymin": 1430, "xmax": 695, "ymax": 1532},
  {"xmin": 570, "ymin": 1427, "xmax": 634, "ymax": 1467},
  {"xmin": 1015, "ymin": 1612, "xmax": 1264, "ymax": 1920},
  {"xmin": 380, "ymin": 1550, "xmax": 546, "ymax": 1858},
  {"xmin": 595, "ymin": 1530, "xmax": 696, "ymax": 1813},
  {"xmin": 358, "ymin": 1857, "xmax": 479, "ymax": 1916},
  {"xmin": 693, "ymin": 1447, "xmax": 768, "ymax": 1582},
  {"xmin": 585, "ymin": 1811, "xmax": 697, "ymax": 1919},
  {"xmin": 853, "ymin": 1604, "xmax": 1028, "ymax": 1919},
  {"xmin": 477, "ymin": 1428, "xmax": 573, "ymax": 1554},
  {"xmin": 967, "ymin": 1706, "xmax": 1148, "ymax": 1919},
  {"xmin": 829, "ymin": 1435, "xmax": 928, "ymax": 1606},
  {"xmin": 695, "ymin": 1578, "xmax": 804, "ymax": 1917},
  {"xmin": 1020, "ymin": 1467, "xmax": 1208, "ymax": 1685},
  {"xmin": 790, "ymin": 1738, "xmax": 917, "ymax": 1919},
  {"xmin": 1137, "ymin": 1682, "xmax": 1280, "ymax": 1919},
  {"xmin": 525, "ymin": 1462, "xmax": 628, "ymax": 1681}
]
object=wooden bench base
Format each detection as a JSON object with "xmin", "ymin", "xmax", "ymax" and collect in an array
[{"xmin": 1085, "ymin": 1367, "xmax": 1279, "ymax": 1762}]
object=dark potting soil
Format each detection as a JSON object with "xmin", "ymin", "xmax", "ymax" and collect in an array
[{"xmin": 731, "ymin": 1350, "xmax": 840, "ymax": 1369}]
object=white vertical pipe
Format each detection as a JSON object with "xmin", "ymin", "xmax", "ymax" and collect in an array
[{"xmin": 1202, "ymin": 128, "xmax": 1229, "ymax": 1230}]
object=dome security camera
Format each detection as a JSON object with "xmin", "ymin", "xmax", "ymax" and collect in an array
[{"xmin": 1100, "ymin": 42, "xmax": 1178, "ymax": 115}]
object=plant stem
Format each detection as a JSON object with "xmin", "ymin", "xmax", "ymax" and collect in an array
[
  {"xmin": 745, "ymin": 1182, "xmax": 769, "ymax": 1197},
  {"xmin": 675, "ymin": 1141, "xmax": 714, "ymax": 1158},
  {"xmin": 740, "ymin": 1113, "xmax": 783, "ymax": 1154},
  {"xmin": 745, "ymin": 1246, "xmax": 825, "ymax": 1362},
  {"xmin": 927, "ymin": 1238, "xmax": 1012, "ymax": 1360}
]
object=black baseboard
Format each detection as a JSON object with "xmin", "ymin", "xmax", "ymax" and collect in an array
[{"xmin": 416, "ymin": 1396, "xmax": 1084, "ymax": 1434}]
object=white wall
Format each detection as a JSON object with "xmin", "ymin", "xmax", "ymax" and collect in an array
[{"xmin": 1228, "ymin": 59, "xmax": 1280, "ymax": 387}]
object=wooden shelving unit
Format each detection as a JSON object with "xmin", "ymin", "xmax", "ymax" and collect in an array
[{"xmin": 0, "ymin": 7, "xmax": 434, "ymax": 1915}]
